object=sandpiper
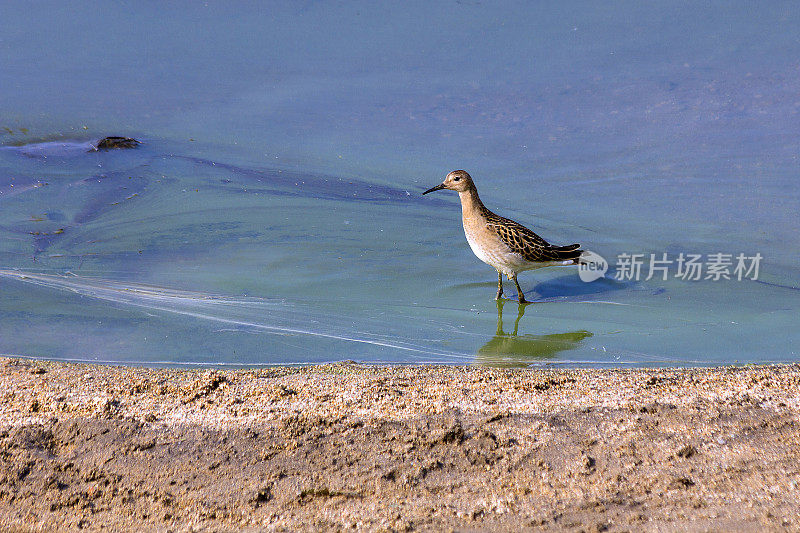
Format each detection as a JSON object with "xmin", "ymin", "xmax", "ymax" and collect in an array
[{"xmin": 423, "ymin": 170, "xmax": 583, "ymax": 303}]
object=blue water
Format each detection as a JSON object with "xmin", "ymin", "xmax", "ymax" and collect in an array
[{"xmin": 1, "ymin": 2, "xmax": 798, "ymax": 366}]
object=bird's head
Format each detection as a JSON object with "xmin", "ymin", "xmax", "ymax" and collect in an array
[{"xmin": 423, "ymin": 170, "xmax": 474, "ymax": 195}]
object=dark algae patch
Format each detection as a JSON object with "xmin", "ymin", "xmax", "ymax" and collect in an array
[{"xmin": 92, "ymin": 136, "xmax": 141, "ymax": 150}]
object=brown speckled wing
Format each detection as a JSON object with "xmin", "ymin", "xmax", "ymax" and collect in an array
[{"xmin": 482, "ymin": 208, "xmax": 582, "ymax": 263}]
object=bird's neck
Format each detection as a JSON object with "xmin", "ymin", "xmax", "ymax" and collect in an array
[{"xmin": 458, "ymin": 188, "xmax": 486, "ymax": 220}]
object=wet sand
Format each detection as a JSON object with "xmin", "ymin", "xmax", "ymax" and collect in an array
[{"xmin": 2, "ymin": 357, "xmax": 799, "ymax": 532}]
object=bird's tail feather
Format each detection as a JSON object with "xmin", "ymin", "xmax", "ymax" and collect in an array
[{"xmin": 547, "ymin": 243, "xmax": 583, "ymax": 263}]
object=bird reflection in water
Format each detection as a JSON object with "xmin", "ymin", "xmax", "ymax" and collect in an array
[{"xmin": 476, "ymin": 299, "xmax": 592, "ymax": 367}]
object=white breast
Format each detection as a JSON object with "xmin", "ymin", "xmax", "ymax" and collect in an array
[
  {"xmin": 463, "ymin": 223, "xmax": 520, "ymax": 275},
  {"xmin": 464, "ymin": 228, "xmax": 495, "ymax": 265}
]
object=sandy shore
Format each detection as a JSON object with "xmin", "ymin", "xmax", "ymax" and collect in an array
[{"xmin": 2, "ymin": 357, "xmax": 799, "ymax": 532}]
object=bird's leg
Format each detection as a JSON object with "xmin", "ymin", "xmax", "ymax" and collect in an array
[
  {"xmin": 495, "ymin": 271, "xmax": 504, "ymax": 300},
  {"xmin": 512, "ymin": 275, "xmax": 529, "ymax": 304}
]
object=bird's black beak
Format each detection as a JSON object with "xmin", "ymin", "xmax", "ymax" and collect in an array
[{"xmin": 422, "ymin": 183, "xmax": 446, "ymax": 195}]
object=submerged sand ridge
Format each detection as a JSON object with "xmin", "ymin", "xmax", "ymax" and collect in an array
[{"xmin": 1, "ymin": 358, "xmax": 799, "ymax": 531}]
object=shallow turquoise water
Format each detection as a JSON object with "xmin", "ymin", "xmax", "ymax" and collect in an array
[{"xmin": 1, "ymin": 3, "xmax": 798, "ymax": 366}]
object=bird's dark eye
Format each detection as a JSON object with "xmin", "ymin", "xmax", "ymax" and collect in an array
[{"xmin": 454, "ymin": 177, "xmax": 460, "ymax": 181}]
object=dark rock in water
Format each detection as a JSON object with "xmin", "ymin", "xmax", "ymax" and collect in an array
[{"xmin": 92, "ymin": 137, "xmax": 141, "ymax": 150}]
